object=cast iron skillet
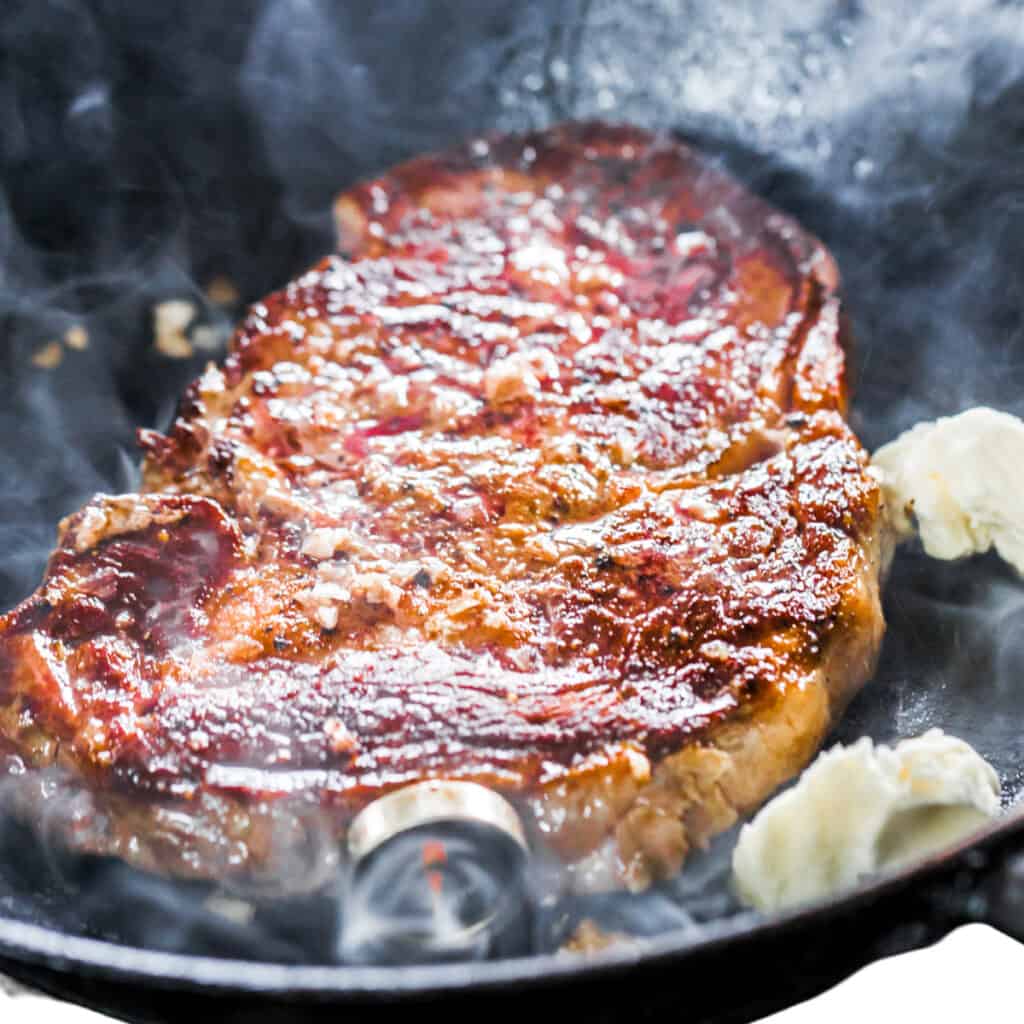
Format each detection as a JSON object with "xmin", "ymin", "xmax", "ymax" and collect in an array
[
  {"xmin": 3, "ymin": 2, "xmax": 1024, "ymax": 1021},
  {"xmin": 1, "ymin": 809, "xmax": 1024, "ymax": 1024}
]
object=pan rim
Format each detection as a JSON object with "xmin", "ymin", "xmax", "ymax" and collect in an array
[{"xmin": 0, "ymin": 807, "xmax": 1019, "ymax": 1000}]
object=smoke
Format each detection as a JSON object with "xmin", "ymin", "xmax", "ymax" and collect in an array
[
  {"xmin": 514, "ymin": 0, "xmax": 1024, "ymax": 451},
  {"xmin": 1, "ymin": 0, "xmax": 1024, "ymax": 967},
  {"xmin": 338, "ymin": 825, "xmax": 531, "ymax": 964},
  {"xmin": 240, "ymin": 0, "xmax": 564, "ymax": 227}
]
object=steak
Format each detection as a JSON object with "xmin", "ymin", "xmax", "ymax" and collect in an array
[{"xmin": 0, "ymin": 123, "xmax": 886, "ymax": 891}]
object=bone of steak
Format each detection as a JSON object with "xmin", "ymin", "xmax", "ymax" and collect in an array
[{"xmin": 0, "ymin": 123, "xmax": 885, "ymax": 890}]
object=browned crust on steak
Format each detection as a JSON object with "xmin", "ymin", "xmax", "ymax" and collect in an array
[{"xmin": 0, "ymin": 123, "xmax": 885, "ymax": 888}]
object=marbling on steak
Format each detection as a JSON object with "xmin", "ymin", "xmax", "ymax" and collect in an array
[{"xmin": 0, "ymin": 123, "xmax": 885, "ymax": 890}]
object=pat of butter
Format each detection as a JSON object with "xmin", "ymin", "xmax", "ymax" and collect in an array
[
  {"xmin": 732, "ymin": 730, "xmax": 1000, "ymax": 912},
  {"xmin": 872, "ymin": 407, "xmax": 1024, "ymax": 574}
]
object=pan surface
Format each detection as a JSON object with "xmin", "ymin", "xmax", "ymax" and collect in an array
[
  {"xmin": 0, "ymin": 809, "xmax": 1022, "ymax": 1024},
  {"xmin": 3, "ymin": 1, "xmax": 1024, "ymax": 1020}
]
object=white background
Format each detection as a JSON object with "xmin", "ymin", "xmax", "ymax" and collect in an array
[{"xmin": 0, "ymin": 924, "xmax": 1018, "ymax": 1023}]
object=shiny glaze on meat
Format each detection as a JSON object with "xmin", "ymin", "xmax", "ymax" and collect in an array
[{"xmin": 0, "ymin": 123, "xmax": 882, "ymax": 880}]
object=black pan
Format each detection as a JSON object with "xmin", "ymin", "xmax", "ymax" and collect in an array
[
  {"xmin": 1, "ymin": 811, "xmax": 1024, "ymax": 1024},
  {"xmin": 3, "ymin": 2, "xmax": 1024, "ymax": 1021}
]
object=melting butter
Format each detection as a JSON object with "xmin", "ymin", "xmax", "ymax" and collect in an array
[
  {"xmin": 731, "ymin": 730, "xmax": 1000, "ymax": 912},
  {"xmin": 873, "ymin": 406, "xmax": 1024, "ymax": 574}
]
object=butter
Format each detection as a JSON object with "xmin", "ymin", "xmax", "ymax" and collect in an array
[
  {"xmin": 732, "ymin": 730, "xmax": 1000, "ymax": 912},
  {"xmin": 873, "ymin": 407, "xmax": 1024, "ymax": 574}
]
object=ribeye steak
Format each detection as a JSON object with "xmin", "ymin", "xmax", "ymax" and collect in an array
[{"xmin": 0, "ymin": 123, "xmax": 886, "ymax": 890}]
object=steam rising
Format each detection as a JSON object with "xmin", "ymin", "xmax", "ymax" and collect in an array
[{"xmin": 1, "ymin": 0, "xmax": 1024, "ymax": 963}]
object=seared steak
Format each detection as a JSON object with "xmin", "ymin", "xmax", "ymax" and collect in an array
[{"xmin": 0, "ymin": 123, "xmax": 885, "ymax": 890}]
